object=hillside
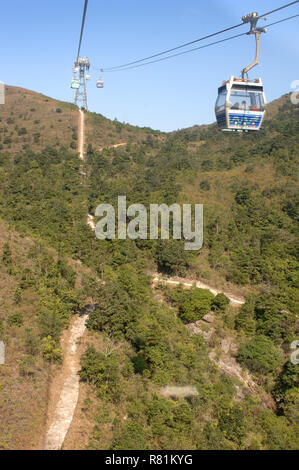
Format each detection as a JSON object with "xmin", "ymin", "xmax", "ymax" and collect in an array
[
  {"xmin": 0, "ymin": 219, "xmax": 102, "ymax": 449},
  {"xmin": 0, "ymin": 86, "xmax": 298, "ymax": 450},
  {"xmin": 0, "ymin": 222, "xmax": 49, "ymax": 450},
  {"xmin": 85, "ymin": 111, "xmax": 164, "ymax": 150},
  {"xmin": 0, "ymin": 86, "xmax": 162, "ymax": 156},
  {"xmin": 0, "ymin": 86, "xmax": 78, "ymax": 154},
  {"xmin": 86, "ymin": 93, "xmax": 298, "ymax": 300}
]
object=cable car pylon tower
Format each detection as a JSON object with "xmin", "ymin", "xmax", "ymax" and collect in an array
[
  {"xmin": 72, "ymin": 57, "xmax": 90, "ymax": 110},
  {"xmin": 71, "ymin": 0, "xmax": 90, "ymax": 111}
]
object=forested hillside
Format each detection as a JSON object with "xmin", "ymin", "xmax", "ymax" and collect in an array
[
  {"xmin": 0, "ymin": 86, "xmax": 298, "ymax": 450},
  {"xmin": 86, "ymin": 94, "xmax": 298, "ymax": 305}
]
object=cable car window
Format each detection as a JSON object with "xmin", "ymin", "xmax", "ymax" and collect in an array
[
  {"xmin": 216, "ymin": 88, "xmax": 226, "ymax": 111},
  {"xmin": 249, "ymin": 92, "xmax": 265, "ymax": 111},
  {"xmin": 230, "ymin": 90, "xmax": 264, "ymax": 111}
]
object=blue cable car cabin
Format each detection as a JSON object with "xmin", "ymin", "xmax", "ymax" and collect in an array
[{"xmin": 215, "ymin": 76, "xmax": 266, "ymax": 132}]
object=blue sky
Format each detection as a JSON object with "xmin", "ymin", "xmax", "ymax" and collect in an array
[{"xmin": 1, "ymin": 0, "xmax": 298, "ymax": 131}]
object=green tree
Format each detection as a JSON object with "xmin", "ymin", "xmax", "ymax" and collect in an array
[
  {"xmin": 212, "ymin": 293, "xmax": 230, "ymax": 312},
  {"xmin": 7, "ymin": 313, "xmax": 23, "ymax": 327},
  {"xmin": 179, "ymin": 288, "xmax": 214, "ymax": 323},
  {"xmin": 237, "ymin": 335, "xmax": 282, "ymax": 374},
  {"xmin": 258, "ymin": 410, "xmax": 297, "ymax": 450},
  {"xmin": 112, "ymin": 421, "xmax": 147, "ymax": 450},
  {"xmin": 41, "ymin": 335, "xmax": 62, "ymax": 363},
  {"xmin": 80, "ymin": 346, "xmax": 121, "ymax": 401},
  {"xmin": 155, "ymin": 240, "xmax": 188, "ymax": 275},
  {"xmin": 218, "ymin": 405, "xmax": 246, "ymax": 446},
  {"xmin": 235, "ymin": 296, "xmax": 257, "ymax": 334},
  {"xmin": 2, "ymin": 242, "xmax": 12, "ymax": 266}
]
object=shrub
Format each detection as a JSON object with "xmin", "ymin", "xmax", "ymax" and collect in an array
[
  {"xmin": 33, "ymin": 133, "xmax": 40, "ymax": 143},
  {"xmin": 7, "ymin": 313, "xmax": 23, "ymax": 328},
  {"xmin": 112, "ymin": 421, "xmax": 147, "ymax": 450},
  {"xmin": 282, "ymin": 388, "xmax": 299, "ymax": 423},
  {"xmin": 18, "ymin": 127, "xmax": 27, "ymax": 136},
  {"xmin": 80, "ymin": 346, "xmax": 121, "ymax": 401},
  {"xmin": 164, "ymin": 285, "xmax": 188, "ymax": 306},
  {"xmin": 24, "ymin": 328, "xmax": 39, "ymax": 356},
  {"xmin": 218, "ymin": 405, "xmax": 246, "ymax": 446},
  {"xmin": 235, "ymin": 296, "xmax": 256, "ymax": 334},
  {"xmin": 258, "ymin": 410, "xmax": 297, "ymax": 450},
  {"xmin": 2, "ymin": 242, "xmax": 12, "ymax": 266},
  {"xmin": 41, "ymin": 335, "xmax": 63, "ymax": 363},
  {"xmin": 237, "ymin": 335, "xmax": 282, "ymax": 374},
  {"xmin": 179, "ymin": 288, "xmax": 214, "ymax": 323},
  {"xmin": 273, "ymin": 360, "xmax": 299, "ymax": 411},
  {"xmin": 132, "ymin": 353, "xmax": 148, "ymax": 374},
  {"xmin": 13, "ymin": 287, "xmax": 22, "ymax": 304},
  {"xmin": 19, "ymin": 355, "xmax": 35, "ymax": 377},
  {"xmin": 155, "ymin": 240, "xmax": 189, "ymax": 275},
  {"xmin": 200, "ymin": 180, "xmax": 211, "ymax": 191},
  {"xmin": 212, "ymin": 293, "xmax": 230, "ymax": 312}
]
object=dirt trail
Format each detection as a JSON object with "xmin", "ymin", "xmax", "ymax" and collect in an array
[
  {"xmin": 87, "ymin": 213, "xmax": 96, "ymax": 230},
  {"xmin": 98, "ymin": 142, "xmax": 127, "ymax": 151},
  {"xmin": 43, "ymin": 109, "xmax": 89, "ymax": 450},
  {"xmin": 152, "ymin": 274, "xmax": 245, "ymax": 306},
  {"xmin": 78, "ymin": 109, "xmax": 85, "ymax": 160},
  {"xmin": 161, "ymin": 386, "xmax": 199, "ymax": 398},
  {"xmin": 43, "ymin": 314, "xmax": 88, "ymax": 450}
]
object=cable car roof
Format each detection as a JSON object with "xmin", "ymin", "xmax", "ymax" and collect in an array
[{"xmin": 219, "ymin": 77, "xmax": 264, "ymax": 92}]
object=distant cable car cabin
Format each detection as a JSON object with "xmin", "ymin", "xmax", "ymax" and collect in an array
[
  {"xmin": 215, "ymin": 11, "xmax": 267, "ymax": 132},
  {"xmin": 96, "ymin": 77, "xmax": 104, "ymax": 89},
  {"xmin": 71, "ymin": 80, "xmax": 80, "ymax": 90}
]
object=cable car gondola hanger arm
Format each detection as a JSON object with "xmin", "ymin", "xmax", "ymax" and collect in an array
[{"xmin": 241, "ymin": 12, "xmax": 267, "ymax": 79}]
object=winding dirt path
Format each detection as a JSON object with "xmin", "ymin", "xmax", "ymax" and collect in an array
[
  {"xmin": 152, "ymin": 274, "xmax": 245, "ymax": 306},
  {"xmin": 43, "ymin": 314, "xmax": 88, "ymax": 450},
  {"xmin": 98, "ymin": 142, "xmax": 127, "ymax": 152}
]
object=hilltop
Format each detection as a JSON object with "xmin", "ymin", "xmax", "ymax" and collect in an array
[
  {"xmin": 0, "ymin": 86, "xmax": 162, "ymax": 156},
  {"xmin": 0, "ymin": 86, "xmax": 78, "ymax": 153}
]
